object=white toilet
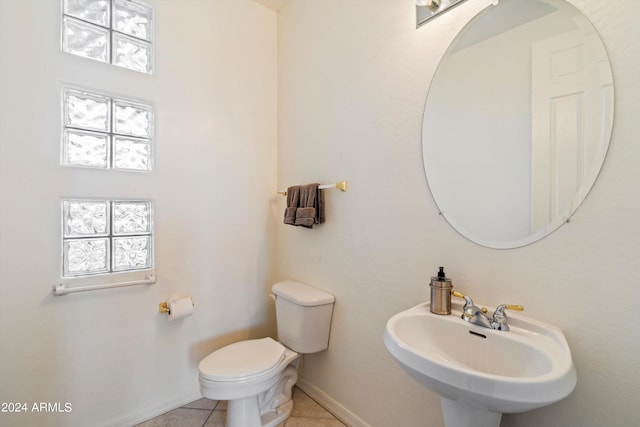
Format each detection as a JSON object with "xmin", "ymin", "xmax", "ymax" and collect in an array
[{"xmin": 198, "ymin": 280, "xmax": 335, "ymax": 427}]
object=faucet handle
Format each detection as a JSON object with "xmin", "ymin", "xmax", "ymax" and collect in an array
[
  {"xmin": 452, "ymin": 290, "xmax": 489, "ymax": 324},
  {"xmin": 451, "ymin": 290, "xmax": 488, "ymax": 313},
  {"xmin": 492, "ymin": 304, "xmax": 524, "ymax": 331},
  {"xmin": 451, "ymin": 290, "xmax": 465, "ymax": 299},
  {"xmin": 451, "ymin": 290, "xmax": 474, "ymax": 313}
]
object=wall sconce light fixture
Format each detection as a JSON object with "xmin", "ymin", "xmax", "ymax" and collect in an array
[{"xmin": 416, "ymin": 0, "xmax": 468, "ymax": 27}]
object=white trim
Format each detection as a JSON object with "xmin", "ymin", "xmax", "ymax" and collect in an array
[
  {"xmin": 296, "ymin": 376, "xmax": 372, "ymax": 427},
  {"xmin": 95, "ymin": 387, "xmax": 202, "ymax": 427}
]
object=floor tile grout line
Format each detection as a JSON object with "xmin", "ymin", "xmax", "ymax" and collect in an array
[
  {"xmin": 181, "ymin": 407, "xmax": 214, "ymax": 412},
  {"xmin": 201, "ymin": 408, "xmax": 215, "ymax": 427},
  {"xmin": 288, "ymin": 415, "xmax": 342, "ymax": 420}
]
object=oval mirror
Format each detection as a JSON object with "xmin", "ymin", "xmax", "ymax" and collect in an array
[{"xmin": 422, "ymin": 0, "xmax": 614, "ymax": 248}]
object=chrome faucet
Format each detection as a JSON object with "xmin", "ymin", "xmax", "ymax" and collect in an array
[
  {"xmin": 460, "ymin": 294, "xmax": 492, "ymax": 328},
  {"xmin": 452, "ymin": 291, "xmax": 523, "ymax": 331},
  {"xmin": 491, "ymin": 304, "xmax": 524, "ymax": 331}
]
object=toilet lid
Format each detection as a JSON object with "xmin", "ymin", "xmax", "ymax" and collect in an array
[{"xmin": 199, "ymin": 337, "xmax": 286, "ymax": 381}]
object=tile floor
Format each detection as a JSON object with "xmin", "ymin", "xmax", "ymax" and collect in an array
[{"xmin": 134, "ymin": 387, "xmax": 347, "ymax": 427}]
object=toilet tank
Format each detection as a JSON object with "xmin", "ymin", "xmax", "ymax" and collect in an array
[{"xmin": 272, "ymin": 280, "xmax": 335, "ymax": 354}]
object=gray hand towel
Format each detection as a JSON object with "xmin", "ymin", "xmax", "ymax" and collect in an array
[
  {"xmin": 316, "ymin": 187, "xmax": 325, "ymax": 225},
  {"xmin": 284, "ymin": 186, "xmax": 300, "ymax": 225},
  {"xmin": 295, "ymin": 183, "xmax": 323, "ymax": 228}
]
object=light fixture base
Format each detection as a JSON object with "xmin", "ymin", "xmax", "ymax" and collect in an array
[{"xmin": 416, "ymin": 0, "xmax": 468, "ymax": 27}]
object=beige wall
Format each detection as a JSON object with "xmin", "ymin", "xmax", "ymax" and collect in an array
[
  {"xmin": 2, "ymin": 1, "xmax": 639, "ymax": 426},
  {"xmin": 277, "ymin": 1, "xmax": 640, "ymax": 426},
  {"xmin": 0, "ymin": 1, "xmax": 277, "ymax": 426}
]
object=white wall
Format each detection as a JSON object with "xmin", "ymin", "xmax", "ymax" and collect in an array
[
  {"xmin": 277, "ymin": 1, "xmax": 640, "ymax": 426},
  {"xmin": 2, "ymin": 1, "xmax": 639, "ymax": 426},
  {"xmin": 0, "ymin": 1, "xmax": 277, "ymax": 426}
]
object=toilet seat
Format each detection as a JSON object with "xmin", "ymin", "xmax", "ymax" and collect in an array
[{"xmin": 199, "ymin": 337, "xmax": 286, "ymax": 382}]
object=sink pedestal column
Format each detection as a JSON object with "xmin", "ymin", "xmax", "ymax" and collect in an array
[{"xmin": 440, "ymin": 397, "xmax": 502, "ymax": 427}]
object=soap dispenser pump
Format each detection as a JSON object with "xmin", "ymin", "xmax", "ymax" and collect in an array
[{"xmin": 430, "ymin": 266, "xmax": 453, "ymax": 315}]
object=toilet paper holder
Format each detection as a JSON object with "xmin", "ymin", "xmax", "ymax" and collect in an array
[
  {"xmin": 158, "ymin": 302, "xmax": 171, "ymax": 313},
  {"xmin": 159, "ymin": 297, "xmax": 195, "ymax": 314}
]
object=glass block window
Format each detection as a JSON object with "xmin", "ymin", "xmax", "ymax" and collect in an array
[
  {"xmin": 62, "ymin": 0, "xmax": 153, "ymax": 74},
  {"xmin": 62, "ymin": 87, "xmax": 153, "ymax": 171},
  {"xmin": 62, "ymin": 199, "xmax": 153, "ymax": 277}
]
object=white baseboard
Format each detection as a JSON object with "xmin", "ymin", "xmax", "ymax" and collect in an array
[
  {"xmin": 296, "ymin": 377, "xmax": 372, "ymax": 427},
  {"xmin": 97, "ymin": 387, "xmax": 203, "ymax": 427}
]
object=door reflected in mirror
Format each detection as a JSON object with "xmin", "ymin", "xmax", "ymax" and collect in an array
[{"xmin": 422, "ymin": 0, "xmax": 614, "ymax": 249}]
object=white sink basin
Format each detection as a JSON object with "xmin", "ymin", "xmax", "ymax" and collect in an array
[{"xmin": 384, "ymin": 301, "xmax": 576, "ymax": 426}]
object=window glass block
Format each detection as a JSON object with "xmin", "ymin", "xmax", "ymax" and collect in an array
[
  {"xmin": 61, "ymin": 87, "xmax": 154, "ymax": 173},
  {"xmin": 112, "ymin": 201, "xmax": 151, "ymax": 235},
  {"xmin": 64, "ymin": 238, "xmax": 110, "ymax": 276},
  {"xmin": 112, "ymin": 32, "xmax": 152, "ymax": 74},
  {"xmin": 112, "ymin": 236, "xmax": 152, "ymax": 271},
  {"xmin": 62, "ymin": 16, "xmax": 109, "ymax": 63},
  {"xmin": 113, "ymin": 136, "xmax": 151, "ymax": 171},
  {"xmin": 63, "ymin": 129, "xmax": 109, "ymax": 168},
  {"xmin": 113, "ymin": 99, "xmax": 152, "ymax": 137},
  {"xmin": 63, "ymin": 0, "xmax": 110, "ymax": 27},
  {"xmin": 63, "ymin": 200, "xmax": 109, "ymax": 237},
  {"xmin": 64, "ymin": 89, "xmax": 111, "ymax": 132},
  {"xmin": 113, "ymin": 0, "xmax": 152, "ymax": 41}
]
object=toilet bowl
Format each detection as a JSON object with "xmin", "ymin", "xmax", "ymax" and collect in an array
[
  {"xmin": 198, "ymin": 280, "xmax": 335, "ymax": 427},
  {"xmin": 199, "ymin": 338, "xmax": 300, "ymax": 427}
]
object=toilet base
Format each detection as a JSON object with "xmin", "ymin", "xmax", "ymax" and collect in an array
[
  {"xmin": 260, "ymin": 400, "xmax": 293, "ymax": 427},
  {"xmin": 440, "ymin": 397, "xmax": 502, "ymax": 427},
  {"xmin": 224, "ymin": 365, "xmax": 298, "ymax": 427},
  {"xmin": 227, "ymin": 397, "xmax": 262, "ymax": 427}
]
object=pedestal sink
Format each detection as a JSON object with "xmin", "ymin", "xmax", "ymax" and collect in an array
[{"xmin": 383, "ymin": 301, "xmax": 576, "ymax": 427}]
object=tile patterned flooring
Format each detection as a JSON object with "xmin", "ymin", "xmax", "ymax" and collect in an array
[{"xmin": 134, "ymin": 387, "xmax": 346, "ymax": 427}]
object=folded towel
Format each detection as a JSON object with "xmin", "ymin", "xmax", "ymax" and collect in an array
[
  {"xmin": 284, "ymin": 185, "xmax": 300, "ymax": 225},
  {"xmin": 295, "ymin": 183, "xmax": 325, "ymax": 228},
  {"xmin": 316, "ymin": 187, "xmax": 325, "ymax": 225},
  {"xmin": 295, "ymin": 207, "xmax": 316, "ymax": 228}
]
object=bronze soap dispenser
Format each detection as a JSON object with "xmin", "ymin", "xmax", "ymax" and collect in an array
[{"xmin": 430, "ymin": 266, "xmax": 453, "ymax": 315}]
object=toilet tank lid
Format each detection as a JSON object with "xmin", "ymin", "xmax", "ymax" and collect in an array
[{"xmin": 272, "ymin": 280, "xmax": 335, "ymax": 306}]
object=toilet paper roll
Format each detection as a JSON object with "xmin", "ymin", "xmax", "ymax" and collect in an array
[{"xmin": 168, "ymin": 297, "xmax": 194, "ymax": 321}]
